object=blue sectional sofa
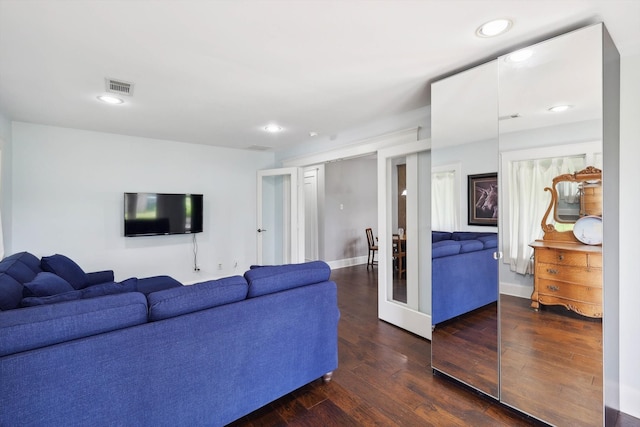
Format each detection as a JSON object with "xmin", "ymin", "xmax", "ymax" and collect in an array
[
  {"xmin": 0, "ymin": 252, "xmax": 339, "ymax": 426},
  {"xmin": 431, "ymin": 231, "xmax": 498, "ymax": 325}
]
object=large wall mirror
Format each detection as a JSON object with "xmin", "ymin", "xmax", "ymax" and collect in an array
[{"xmin": 431, "ymin": 23, "xmax": 619, "ymax": 426}]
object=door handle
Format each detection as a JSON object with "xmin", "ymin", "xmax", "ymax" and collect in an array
[{"xmin": 257, "ymin": 228, "xmax": 267, "ymax": 233}]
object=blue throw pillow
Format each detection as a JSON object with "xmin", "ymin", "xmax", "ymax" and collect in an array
[
  {"xmin": 40, "ymin": 254, "xmax": 88, "ymax": 290},
  {"xmin": 23, "ymin": 272, "xmax": 75, "ymax": 297}
]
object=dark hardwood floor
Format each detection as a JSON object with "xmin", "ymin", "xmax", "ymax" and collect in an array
[{"xmin": 228, "ymin": 265, "xmax": 640, "ymax": 427}]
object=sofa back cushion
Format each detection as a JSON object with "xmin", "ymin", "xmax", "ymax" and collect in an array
[
  {"xmin": 432, "ymin": 240, "xmax": 462, "ymax": 258},
  {"xmin": 21, "ymin": 278, "xmax": 140, "ymax": 307},
  {"xmin": 478, "ymin": 235, "xmax": 498, "ymax": 249},
  {"xmin": 244, "ymin": 261, "xmax": 331, "ymax": 298},
  {"xmin": 147, "ymin": 276, "xmax": 248, "ymax": 321},
  {"xmin": 451, "ymin": 231, "xmax": 496, "ymax": 241},
  {"xmin": 0, "ymin": 252, "xmax": 43, "ymax": 310},
  {"xmin": 0, "ymin": 292, "xmax": 148, "ymax": 357},
  {"xmin": 40, "ymin": 254, "xmax": 89, "ymax": 290},
  {"xmin": 459, "ymin": 240, "xmax": 484, "ymax": 253},
  {"xmin": 23, "ymin": 272, "xmax": 75, "ymax": 298},
  {"xmin": 432, "ymin": 231, "xmax": 453, "ymax": 243}
]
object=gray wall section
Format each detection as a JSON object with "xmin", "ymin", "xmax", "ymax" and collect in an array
[{"xmin": 324, "ymin": 157, "xmax": 377, "ymax": 262}]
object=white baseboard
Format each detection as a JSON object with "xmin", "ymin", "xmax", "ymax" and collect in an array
[
  {"xmin": 500, "ymin": 282, "xmax": 532, "ymax": 299},
  {"xmin": 326, "ymin": 256, "xmax": 368, "ymax": 270}
]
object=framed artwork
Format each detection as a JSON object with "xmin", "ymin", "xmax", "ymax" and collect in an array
[{"xmin": 468, "ymin": 173, "xmax": 498, "ymax": 226}]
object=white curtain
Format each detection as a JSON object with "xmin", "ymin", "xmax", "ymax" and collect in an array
[
  {"xmin": 507, "ymin": 156, "xmax": 584, "ymax": 274},
  {"xmin": 432, "ymin": 170, "xmax": 457, "ymax": 232}
]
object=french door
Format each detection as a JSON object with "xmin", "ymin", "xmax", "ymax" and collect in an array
[
  {"xmin": 256, "ymin": 168, "xmax": 304, "ymax": 265},
  {"xmin": 378, "ymin": 141, "xmax": 432, "ymax": 339}
]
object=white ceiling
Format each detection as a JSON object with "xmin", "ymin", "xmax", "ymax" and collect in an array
[{"xmin": 0, "ymin": 0, "xmax": 638, "ymax": 152}]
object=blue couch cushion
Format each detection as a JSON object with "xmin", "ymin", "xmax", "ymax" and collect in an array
[
  {"xmin": 81, "ymin": 278, "xmax": 138, "ymax": 299},
  {"xmin": 21, "ymin": 290, "xmax": 83, "ymax": 307},
  {"xmin": 0, "ymin": 253, "xmax": 41, "ymax": 283},
  {"xmin": 478, "ymin": 235, "xmax": 498, "ymax": 249},
  {"xmin": 459, "ymin": 240, "xmax": 484, "ymax": 253},
  {"xmin": 432, "ymin": 231, "xmax": 453, "ymax": 243},
  {"xmin": 147, "ymin": 276, "xmax": 248, "ymax": 321},
  {"xmin": 22, "ymin": 278, "xmax": 139, "ymax": 307},
  {"xmin": 0, "ymin": 292, "xmax": 149, "ymax": 357},
  {"xmin": 23, "ymin": 272, "xmax": 75, "ymax": 297},
  {"xmin": 40, "ymin": 254, "xmax": 89, "ymax": 290},
  {"xmin": 244, "ymin": 261, "xmax": 331, "ymax": 298},
  {"xmin": 0, "ymin": 252, "xmax": 44, "ymax": 310},
  {"xmin": 135, "ymin": 275, "xmax": 183, "ymax": 295},
  {"xmin": 432, "ymin": 240, "xmax": 462, "ymax": 258},
  {"xmin": 451, "ymin": 231, "xmax": 496, "ymax": 241},
  {"xmin": 0, "ymin": 273, "xmax": 24, "ymax": 310}
]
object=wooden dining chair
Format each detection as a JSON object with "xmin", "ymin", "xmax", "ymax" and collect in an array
[
  {"xmin": 393, "ymin": 234, "xmax": 406, "ymax": 279},
  {"xmin": 365, "ymin": 228, "xmax": 378, "ymax": 269}
]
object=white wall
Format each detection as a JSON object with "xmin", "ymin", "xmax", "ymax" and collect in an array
[
  {"xmin": 0, "ymin": 113, "xmax": 12, "ymax": 256},
  {"xmin": 324, "ymin": 157, "xmax": 377, "ymax": 263},
  {"xmin": 618, "ymin": 52, "xmax": 640, "ymax": 419},
  {"xmin": 10, "ymin": 122, "xmax": 274, "ymax": 283}
]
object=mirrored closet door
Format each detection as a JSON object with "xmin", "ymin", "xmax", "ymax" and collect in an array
[
  {"xmin": 431, "ymin": 23, "xmax": 620, "ymax": 426},
  {"xmin": 498, "ymin": 23, "xmax": 617, "ymax": 427},
  {"xmin": 431, "ymin": 60, "xmax": 500, "ymax": 398}
]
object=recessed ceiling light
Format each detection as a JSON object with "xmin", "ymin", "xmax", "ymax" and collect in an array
[
  {"xmin": 309, "ymin": 131, "xmax": 319, "ymax": 137},
  {"xmin": 505, "ymin": 49, "xmax": 533, "ymax": 63},
  {"xmin": 97, "ymin": 95, "xmax": 124, "ymax": 104},
  {"xmin": 548, "ymin": 105, "xmax": 572, "ymax": 113},
  {"xmin": 476, "ymin": 19, "xmax": 513, "ymax": 38},
  {"xmin": 264, "ymin": 124, "xmax": 283, "ymax": 133}
]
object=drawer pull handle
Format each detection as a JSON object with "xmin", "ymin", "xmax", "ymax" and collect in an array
[
  {"xmin": 557, "ymin": 254, "xmax": 564, "ymax": 261},
  {"xmin": 547, "ymin": 285, "xmax": 560, "ymax": 292},
  {"xmin": 546, "ymin": 268, "xmax": 559, "ymax": 275}
]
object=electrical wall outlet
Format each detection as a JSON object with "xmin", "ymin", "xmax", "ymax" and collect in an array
[{"xmin": 218, "ymin": 263, "xmax": 223, "ymax": 270}]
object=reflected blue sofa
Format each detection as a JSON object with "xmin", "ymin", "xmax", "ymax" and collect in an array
[
  {"xmin": 431, "ymin": 231, "xmax": 498, "ymax": 325},
  {"xmin": 0, "ymin": 253, "xmax": 339, "ymax": 426}
]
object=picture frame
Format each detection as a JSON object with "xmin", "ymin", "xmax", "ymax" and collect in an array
[{"xmin": 468, "ymin": 173, "xmax": 498, "ymax": 226}]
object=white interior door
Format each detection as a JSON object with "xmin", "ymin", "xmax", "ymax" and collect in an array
[
  {"xmin": 378, "ymin": 141, "xmax": 432, "ymax": 339},
  {"xmin": 304, "ymin": 169, "xmax": 319, "ymax": 261},
  {"xmin": 257, "ymin": 168, "xmax": 304, "ymax": 265}
]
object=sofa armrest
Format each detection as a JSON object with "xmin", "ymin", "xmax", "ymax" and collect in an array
[{"xmin": 85, "ymin": 270, "xmax": 115, "ymax": 286}]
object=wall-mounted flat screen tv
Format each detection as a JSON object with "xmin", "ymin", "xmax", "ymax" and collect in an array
[{"xmin": 124, "ymin": 193, "xmax": 203, "ymax": 237}]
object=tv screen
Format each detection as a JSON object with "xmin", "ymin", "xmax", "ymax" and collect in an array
[{"xmin": 124, "ymin": 193, "xmax": 203, "ymax": 237}]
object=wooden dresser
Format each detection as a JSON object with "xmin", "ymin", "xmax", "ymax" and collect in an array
[
  {"xmin": 530, "ymin": 166, "xmax": 603, "ymax": 318},
  {"xmin": 530, "ymin": 240, "xmax": 602, "ymax": 318}
]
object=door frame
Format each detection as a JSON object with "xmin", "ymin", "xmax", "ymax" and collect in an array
[{"xmin": 257, "ymin": 167, "xmax": 304, "ymax": 264}]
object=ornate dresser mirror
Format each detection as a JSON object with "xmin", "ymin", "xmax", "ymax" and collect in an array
[{"xmin": 541, "ymin": 166, "xmax": 603, "ymax": 241}]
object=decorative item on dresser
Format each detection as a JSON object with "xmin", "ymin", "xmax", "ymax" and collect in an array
[{"xmin": 530, "ymin": 166, "xmax": 603, "ymax": 317}]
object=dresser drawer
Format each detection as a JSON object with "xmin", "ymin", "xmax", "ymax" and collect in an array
[
  {"xmin": 536, "ymin": 248, "xmax": 602, "ymax": 268},
  {"xmin": 537, "ymin": 278, "xmax": 603, "ymax": 305},
  {"xmin": 536, "ymin": 262, "xmax": 602, "ymax": 287}
]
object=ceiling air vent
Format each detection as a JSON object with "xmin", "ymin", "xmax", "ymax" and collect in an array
[
  {"xmin": 247, "ymin": 145, "xmax": 272, "ymax": 151},
  {"xmin": 105, "ymin": 78, "xmax": 134, "ymax": 96}
]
